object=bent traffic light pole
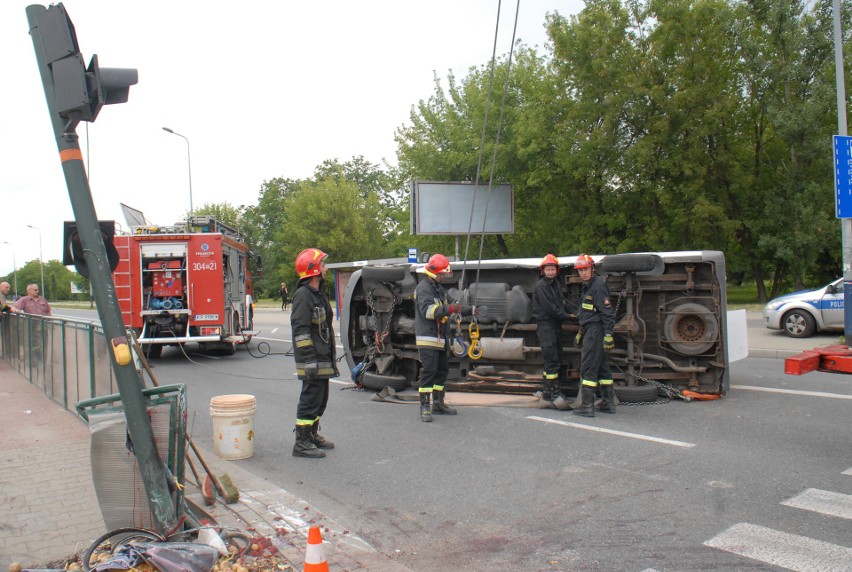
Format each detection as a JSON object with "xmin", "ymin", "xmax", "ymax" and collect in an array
[{"xmin": 25, "ymin": 4, "xmax": 177, "ymax": 533}]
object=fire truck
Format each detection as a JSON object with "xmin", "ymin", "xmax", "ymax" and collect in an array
[{"xmin": 112, "ymin": 215, "xmax": 258, "ymax": 358}]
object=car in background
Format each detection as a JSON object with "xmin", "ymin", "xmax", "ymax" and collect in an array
[{"xmin": 763, "ymin": 278, "xmax": 843, "ymax": 338}]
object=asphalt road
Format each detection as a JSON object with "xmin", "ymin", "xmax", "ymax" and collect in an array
[{"xmin": 57, "ymin": 308, "xmax": 852, "ymax": 570}]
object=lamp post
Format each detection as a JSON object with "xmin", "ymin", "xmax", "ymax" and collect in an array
[
  {"xmin": 1, "ymin": 241, "xmax": 16, "ymax": 298},
  {"xmin": 26, "ymin": 225, "xmax": 44, "ymax": 298},
  {"xmin": 162, "ymin": 127, "xmax": 194, "ymax": 222}
]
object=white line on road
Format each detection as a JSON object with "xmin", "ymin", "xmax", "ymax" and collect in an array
[
  {"xmin": 781, "ymin": 488, "xmax": 852, "ymax": 520},
  {"xmin": 843, "ymin": 467, "xmax": 852, "ymax": 476},
  {"xmin": 730, "ymin": 385, "xmax": 852, "ymax": 400},
  {"xmin": 527, "ymin": 415, "xmax": 696, "ymax": 448},
  {"xmin": 704, "ymin": 522, "xmax": 852, "ymax": 571}
]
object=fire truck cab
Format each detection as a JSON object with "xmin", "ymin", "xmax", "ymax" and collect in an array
[{"xmin": 113, "ymin": 215, "xmax": 257, "ymax": 357}]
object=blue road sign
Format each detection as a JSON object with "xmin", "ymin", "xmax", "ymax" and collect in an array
[
  {"xmin": 834, "ymin": 135, "xmax": 852, "ymax": 218},
  {"xmin": 408, "ymin": 248, "xmax": 418, "ymax": 263}
]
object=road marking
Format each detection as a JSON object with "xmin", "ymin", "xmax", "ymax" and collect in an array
[
  {"xmin": 704, "ymin": 523, "xmax": 852, "ymax": 571},
  {"xmin": 781, "ymin": 488, "xmax": 852, "ymax": 520},
  {"xmin": 527, "ymin": 415, "xmax": 695, "ymax": 448},
  {"xmin": 843, "ymin": 467, "xmax": 852, "ymax": 476},
  {"xmin": 730, "ymin": 385, "xmax": 852, "ymax": 400},
  {"xmin": 271, "ymin": 327, "xmax": 279, "ymax": 334}
]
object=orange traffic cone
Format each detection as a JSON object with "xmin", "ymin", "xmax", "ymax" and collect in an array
[{"xmin": 304, "ymin": 525, "xmax": 329, "ymax": 572}]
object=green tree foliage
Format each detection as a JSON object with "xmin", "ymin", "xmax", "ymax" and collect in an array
[{"xmin": 3, "ymin": 259, "xmax": 85, "ymax": 301}]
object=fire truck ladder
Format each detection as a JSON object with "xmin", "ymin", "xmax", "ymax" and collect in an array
[{"xmin": 113, "ymin": 239, "xmax": 134, "ymax": 326}]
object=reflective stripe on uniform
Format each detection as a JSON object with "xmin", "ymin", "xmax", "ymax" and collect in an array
[
  {"xmin": 544, "ymin": 372, "xmax": 558, "ymax": 380},
  {"xmin": 581, "ymin": 379, "xmax": 598, "ymax": 388},
  {"xmin": 419, "ymin": 386, "xmax": 433, "ymax": 394},
  {"xmin": 599, "ymin": 379, "xmax": 613, "ymax": 386},
  {"xmin": 416, "ymin": 335, "xmax": 445, "ymax": 349}
]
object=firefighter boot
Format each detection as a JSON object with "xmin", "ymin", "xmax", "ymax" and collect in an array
[
  {"xmin": 598, "ymin": 384, "xmax": 616, "ymax": 414},
  {"xmin": 419, "ymin": 392, "xmax": 433, "ymax": 422},
  {"xmin": 310, "ymin": 420, "xmax": 335, "ymax": 449},
  {"xmin": 432, "ymin": 389, "xmax": 457, "ymax": 415},
  {"xmin": 540, "ymin": 375, "xmax": 553, "ymax": 402},
  {"xmin": 573, "ymin": 384, "xmax": 596, "ymax": 418},
  {"xmin": 292, "ymin": 425, "xmax": 326, "ymax": 458}
]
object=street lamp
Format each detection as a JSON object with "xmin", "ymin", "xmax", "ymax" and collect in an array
[
  {"xmin": 162, "ymin": 127, "xmax": 194, "ymax": 222},
  {"xmin": 26, "ymin": 225, "xmax": 44, "ymax": 297},
  {"xmin": 1, "ymin": 241, "xmax": 17, "ymax": 298}
]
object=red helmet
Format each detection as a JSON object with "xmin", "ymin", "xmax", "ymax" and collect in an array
[
  {"xmin": 575, "ymin": 254, "xmax": 595, "ymax": 269},
  {"xmin": 295, "ymin": 248, "xmax": 328, "ymax": 279},
  {"xmin": 539, "ymin": 254, "xmax": 559, "ymax": 273},
  {"xmin": 424, "ymin": 253, "xmax": 451, "ymax": 278}
]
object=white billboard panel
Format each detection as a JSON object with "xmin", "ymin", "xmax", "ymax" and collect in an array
[{"xmin": 411, "ymin": 181, "xmax": 514, "ymax": 235}]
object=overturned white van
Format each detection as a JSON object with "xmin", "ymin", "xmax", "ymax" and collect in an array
[{"xmin": 338, "ymin": 251, "xmax": 729, "ymax": 403}]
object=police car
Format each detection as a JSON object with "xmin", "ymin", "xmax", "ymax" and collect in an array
[{"xmin": 763, "ymin": 278, "xmax": 843, "ymax": 338}]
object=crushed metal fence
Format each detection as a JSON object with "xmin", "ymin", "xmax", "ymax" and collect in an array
[{"xmin": 0, "ymin": 312, "xmax": 117, "ymax": 413}]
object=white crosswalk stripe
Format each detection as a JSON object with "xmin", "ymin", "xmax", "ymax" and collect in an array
[
  {"xmin": 704, "ymin": 522, "xmax": 852, "ymax": 571},
  {"xmin": 781, "ymin": 488, "xmax": 852, "ymax": 520}
]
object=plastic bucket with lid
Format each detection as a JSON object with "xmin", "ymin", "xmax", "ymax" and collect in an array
[{"xmin": 210, "ymin": 394, "xmax": 256, "ymax": 460}]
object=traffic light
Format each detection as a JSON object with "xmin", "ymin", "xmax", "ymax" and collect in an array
[
  {"xmin": 36, "ymin": 4, "xmax": 137, "ymax": 126},
  {"xmin": 63, "ymin": 220, "xmax": 120, "ymax": 279}
]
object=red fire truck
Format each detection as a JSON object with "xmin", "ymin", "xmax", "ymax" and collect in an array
[{"xmin": 112, "ymin": 215, "xmax": 258, "ymax": 357}]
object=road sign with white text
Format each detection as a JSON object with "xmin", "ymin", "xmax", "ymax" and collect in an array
[{"xmin": 834, "ymin": 135, "xmax": 852, "ymax": 218}]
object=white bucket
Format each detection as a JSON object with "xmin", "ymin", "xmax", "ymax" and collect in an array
[{"xmin": 210, "ymin": 394, "xmax": 257, "ymax": 460}]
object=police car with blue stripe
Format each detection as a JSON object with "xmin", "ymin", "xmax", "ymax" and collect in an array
[{"xmin": 763, "ymin": 278, "xmax": 843, "ymax": 338}]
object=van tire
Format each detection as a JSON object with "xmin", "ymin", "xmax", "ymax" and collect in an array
[
  {"xmin": 360, "ymin": 371, "xmax": 410, "ymax": 391},
  {"xmin": 361, "ymin": 265, "xmax": 407, "ymax": 282},
  {"xmin": 599, "ymin": 254, "xmax": 660, "ymax": 273},
  {"xmin": 663, "ymin": 303, "xmax": 719, "ymax": 355},
  {"xmin": 614, "ymin": 383, "xmax": 658, "ymax": 403}
]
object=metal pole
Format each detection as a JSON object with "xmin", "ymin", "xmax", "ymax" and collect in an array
[
  {"xmin": 162, "ymin": 127, "xmax": 193, "ymax": 221},
  {"xmin": 833, "ymin": 0, "xmax": 852, "ymax": 344},
  {"xmin": 26, "ymin": 4, "xmax": 177, "ymax": 533},
  {"xmin": 26, "ymin": 225, "xmax": 45, "ymax": 297}
]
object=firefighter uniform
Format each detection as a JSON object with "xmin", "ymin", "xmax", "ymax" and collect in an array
[
  {"xmin": 413, "ymin": 254, "xmax": 475, "ymax": 421},
  {"xmin": 531, "ymin": 255, "xmax": 571, "ymax": 401},
  {"xmin": 291, "ymin": 248, "xmax": 338, "ymax": 458},
  {"xmin": 575, "ymin": 255, "xmax": 616, "ymax": 416}
]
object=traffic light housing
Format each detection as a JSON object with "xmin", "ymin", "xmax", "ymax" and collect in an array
[
  {"xmin": 63, "ymin": 220, "xmax": 120, "ymax": 279},
  {"xmin": 36, "ymin": 4, "xmax": 137, "ymax": 126}
]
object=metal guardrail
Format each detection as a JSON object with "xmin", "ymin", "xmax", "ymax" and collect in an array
[{"xmin": 0, "ymin": 312, "xmax": 116, "ymax": 413}]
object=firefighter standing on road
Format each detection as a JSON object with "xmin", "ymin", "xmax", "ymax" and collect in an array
[
  {"xmin": 414, "ymin": 254, "xmax": 479, "ymax": 422},
  {"xmin": 291, "ymin": 248, "xmax": 339, "ymax": 458},
  {"xmin": 574, "ymin": 254, "xmax": 616, "ymax": 417},
  {"xmin": 532, "ymin": 254, "xmax": 571, "ymax": 404}
]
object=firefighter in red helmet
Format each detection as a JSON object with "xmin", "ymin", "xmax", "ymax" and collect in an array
[
  {"xmin": 574, "ymin": 254, "xmax": 616, "ymax": 416},
  {"xmin": 414, "ymin": 253, "xmax": 479, "ymax": 421},
  {"xmin": 531, "ymin": 254, "xmax": 571, "ymax": 404},
  {"xmin": 290, "ymin": 248, "xmax": 339, "ymax": 457}
]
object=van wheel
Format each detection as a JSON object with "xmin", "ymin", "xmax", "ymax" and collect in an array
[
  {"xmin": 361, "ymin": 265, "xmax": 407, "ymax": 282},
  {"xmin": 663, "ymin": 303, "xmax": 719, "ymax": 355},
  {"xmin": 598, "ymin": 254, "xmax": 660, "ymax": 273},
  {"xmin": 614, "ymin": 383, "xmax": 658, "ymax": 403},
  {"xmin": 781, "ymin": 309, "xmax": 816, "ymax": 338},
  {"xmin": 360, "ymin": 371, "xmax": 410, "ymax": 391}
]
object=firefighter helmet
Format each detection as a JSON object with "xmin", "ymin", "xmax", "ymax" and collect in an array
[
  {"xmin": 539, "ymin": 254, "xmax": 559, "ymax": 274},
  {"xmin": 424, "ymin": 253, "xmax": 452, "ymax": 279},
  {"xmin": 295, "ymin": 248, "xmax": 328, "ymax": 279},
  {"xmin": 575, "ymin": 254, "xmax": 595, "ymax": 269}
]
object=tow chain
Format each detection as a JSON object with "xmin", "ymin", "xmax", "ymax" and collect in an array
[{"xmin": 610, "ymin": 361, "xmax": 691, "ymax": 406}]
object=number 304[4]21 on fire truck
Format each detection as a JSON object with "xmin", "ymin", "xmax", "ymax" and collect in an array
[
  {"xmin": 109, "ymin": 214, "xmax": 260, "ymax": 358},
  {"xmin": 338, "ymin": 251, "xmax": 731, "ymax": 404}
]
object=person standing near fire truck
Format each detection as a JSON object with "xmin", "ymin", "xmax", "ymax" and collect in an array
[
  {"xmin": 414, "ymin": 254, "xmax": 479, "ymax": 422},
  {"xmin": 290, "ymin": 248, "xmax": 338, "ymax": 458},
  {"xmin": 574, "ymin": 254, "xmax": 616, "ymax": 417},
  {"xmin": 532, "ymin": 254, "xmax": 571, "ymax": 404}
]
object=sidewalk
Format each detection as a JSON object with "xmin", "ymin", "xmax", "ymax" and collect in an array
[{"xmin": 0, "ymin": 361, "xmax": 411, "ymax": 572}]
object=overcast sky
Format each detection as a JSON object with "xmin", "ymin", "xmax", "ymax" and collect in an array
[{"xmin": 2, "ymin": 0, "xmax": 584, "ymax": 279}]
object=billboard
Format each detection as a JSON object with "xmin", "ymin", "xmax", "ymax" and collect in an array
[{"xmin": 410, "ymin": 181, "xmax": 514, "ymax": 235}]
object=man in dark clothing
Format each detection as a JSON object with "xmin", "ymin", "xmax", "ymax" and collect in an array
[
  {"xmin": 413, "ymin": 253, "xmax": 479, "ymax": 422},
  {"xmin": 290, "ymin": 248, "xmax": 339, "ymax": 458},
  {"xmin": 531, "ymin": 254, "xmax": 571, "ymax": 403},
  {"xmin": 573, "ymin": 254, "xmax": 616, "ymax": 417},
  {"xmin": 280, "ymin": 282, "xmax": 289, "ymax": 311}
]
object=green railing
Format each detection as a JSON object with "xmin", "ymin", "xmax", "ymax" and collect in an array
[{"xmin": 0, "ymin": 312, "xmax": 117, "ymax": 413}]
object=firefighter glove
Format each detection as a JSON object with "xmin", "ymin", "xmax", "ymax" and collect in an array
[
  {"xmin": 603, "ymin": 334, "xmax": 615, "ymax": 352},
  {"xmin": 574, "ymin": 331, "xmax": 583, "ymax": 347},
  {"xmin": 304, "ymin": 363, "xmax": 318, "ymax": 378}
]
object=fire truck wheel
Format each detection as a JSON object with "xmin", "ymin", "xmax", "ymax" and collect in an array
[
  {"xmin": 360, "ymin": 371, "xmax": 409, "ymax": 391},
  {"xmin": 145, "ymin": 344, "xmax": 163, "ymax": 359},
  {"xmin": 361, "ymin": 265, "xmax": 407, "ymax": 282},
  {"xmin": 613, "ymin": 383, "xmax": 658, "ymax": 403}
]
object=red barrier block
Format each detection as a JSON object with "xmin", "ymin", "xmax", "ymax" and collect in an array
[{"xmin": 784, "ymin": 352, "xmax": 820, "ymax": 376}]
